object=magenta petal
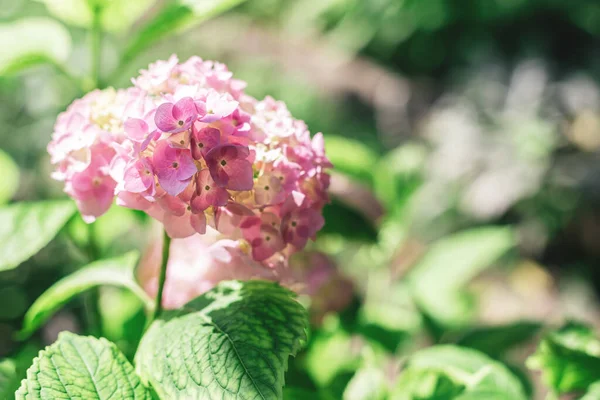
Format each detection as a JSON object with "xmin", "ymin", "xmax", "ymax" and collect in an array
[
  {"xmin": 155, "ymin": 102, "xmax": 177, "ymax": 132},
  {"xmin": 224, "ymin": 159, "xmax": 253, "ymax": 191},
  {"xmin": 190, "ymin": 192, "xmax": 209, "ymax": 212},
  {"xmin": 191, "ymin": 125, "xmax": 220, "ymax": 160},
  {"xmin": 174, "ymin": 151, "xmax": 197, "ymax": 182},
  {"xmin": 206, "ymin": 187, "xmax": 229, "ymax": 207},
  {"xmin": 158, "ymin": 175, "xmax": 191, "ymax": 196},
  {"xmin": 172, "ymin": 97, "xmax": 196, "ymax": 122}
]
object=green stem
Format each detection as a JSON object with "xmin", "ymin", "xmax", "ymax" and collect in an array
[
  {"xmin": 84, "ymin": 223, "xmax": 101, "ymax": 335},
  {"xmin": 90, "ymin": 4, "xmax": 103, "ymax": 89},
  {"xmin": 152, "ymin": 230, "xmax": 171, "ymax": 321}
]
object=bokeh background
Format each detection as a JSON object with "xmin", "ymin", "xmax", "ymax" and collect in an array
[{"xmin": 2, "ymin": 0, "xmax": 600, "ymax": 398}]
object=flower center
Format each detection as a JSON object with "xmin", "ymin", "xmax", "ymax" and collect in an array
[
  {"xmin": 291, "ymin": 221, "xmax": 297, "ymax": 227},
  {"xmin": 198, "ymin": 142, "xmax": 204, "ymax": 148},
  {"xmin": 264, "ymin": 185, "xmax": 270, "ymax": 191},
  {"xmin": 220, "ymin": 160, "xmax": 227, "ymax": 166},
  {"xmin": 177, "ymin": 120, "xmax": 184, "ymax": 126},
  {"xmin": 265, "ymin": 235, "xmax": 271, "ymax": 242},
  {"xmin": 204, "ymin": 185, "xmax": 210, "ymax": 191},
  {"xmin": 172, "ymin": 162, "xmax": 179, "ymax": 168},
  {"xmin": 92, "ymin": 177, "xmax": 102, "ymax": 186}
]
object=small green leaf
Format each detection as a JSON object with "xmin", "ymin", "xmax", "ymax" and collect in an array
[
  {"xmin": 391, "ymin": 345, "xmax": 527, "ymax": 400},
  {"xmin": 136, "ymin": 280, "xmax": 308, "ymax": 399},
  {"xmin": 0, "ymin": 359, "xmax": 18, "ymax": 399},
  {"xmin": 324, "ymin": 135, "xmax": 379, "ymax": 186},
  {"xmin": 0, "ymin": 18, "xmax": 71, "ymax": 75},
  {"xmin": 409, "ymin": 227, "xmax": 515, "ymax": 328},
  {"xmin": 123, "ymin": 0, "xmax": 247, "ymax": 65},
  {"xmin": 0, "ymin": 200, "xmax": 77, "ymax": 272},
  {"xmin": 527, "ymin": 322, "xmax": 600, "ymax": 394},
  {"xmin": 456, "ymin": 321, "xmax": 541, "ymax": 359},
  {"xmin": 19, "ymin": 251, "xmax": 149, "ymax": 340},
  {"xmin": 15, "ymin": 332, "xmax": 151, "ymax": 399},
  {"xmin": 0, "ymin": 149, "xmax": 19, "ymax": 205}
]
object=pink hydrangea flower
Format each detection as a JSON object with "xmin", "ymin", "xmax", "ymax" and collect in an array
[{"xmin": 48, "ymin": 55, "xmax": 331, "ymax": 262}]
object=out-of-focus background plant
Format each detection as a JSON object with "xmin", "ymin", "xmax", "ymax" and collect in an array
[{"xmin": 2, "ymin": 0, "xmax": 600, "ymax": 399}]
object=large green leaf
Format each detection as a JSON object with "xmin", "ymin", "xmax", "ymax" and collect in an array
[
  {"xmin": 409, "ymin": 226, "xmax": 515, "ymax": 328},
  {"xmin": 391, "ymin": 345, "xmax": 527, "ymax": 400},
  {"xmin": 0, "ymin": 18, "xmax": 71, "ymax": 76},
  {"xmin": 0, "ymin": 149, "xmax": 19, "ymax": 205},
  {"xmin": 33, "ymin": 0, "xmax": 155, "ymax": 33},
  {"xmin": 527, "ymin": 322, "xmax": 600, "ymax": 394},
  {"xmin": 0, "ymin": 200, "xmax": 77, "ymax": 272},
  {"xmin": 18, "ymin": 251, "xmax": 149, "ymax": 340},
  {"xmin": 16, "ymin": 332, "xmax": 151, "ymax": 399},
  {"xmin": 457, "ymin": 321, "xmax": 541, "ymax": 359},
  {"xmin": 0, "ymin": 359, "xmax": 18, "ymax": 399},
  {"xmin": 581, "ymin": 381, "xmax": 600, "ymax": 400},
  {"xmin": 136, "ymin": 280, "xmax": 308, "ymax": 399},
  {"xmin": 122, "ymin": 0, "xmax": 247, "ymax": 65}
]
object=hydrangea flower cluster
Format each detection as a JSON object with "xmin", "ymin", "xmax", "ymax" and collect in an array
[{"xmin": 48, "ymin": 55, "xmax": 331, "ymax": 263}]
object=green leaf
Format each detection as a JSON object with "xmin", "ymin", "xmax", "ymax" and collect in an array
[
  {"xmin": 0, "ymin": 18, "xmax": 71, "ymax": 75},
  {"xmin": 343, "ymin": 366, "xmax": 388, "ymax": 400},
  {"xmin": 374, "ymin": 143, "xmax": 426, "ymax": 211},
  {"xmin": 0, "ymin": 149, "xmax": 19, "ymax": 205},
  {"xmin": 33, "ymin": 0, "xmax": 155, "ymax": 33},
  {"xmin": 324, "ymin": 135, "xmax": 379, "ymax": 186},
  {"xmin": 0, "ymin": 200, "xmax": 77, "ymax": 272},
  {"xmin": 527, "ymin": 322, "xmax": 600, "ymax": 394},
  {"xmin": 18, "ymin": 251, "xmax": 150, "ymax": 340},
  {"xmin": 15, "ymin": 332, "xmax": 151, "ymax": 399},
  {"xmin": 0, "ymin": 359, "xmax": 18, "ymax": 399},
  {"xmin": 456, "ymin": 321, "xmax": 541, "ymax": 359},
  {"xmin": 409, "ymin": 226, "xmax": 515, "ymax": 328},
  {"xmin": 136, "ymin": 280, "xmax": 308, "ymax": 399},
  {"xmin": 581, "ymin": 381, "xmax": 600, "ymax": 400},
  {"xmin": 391, "ymin": 345, "xmax": 527, "ymax": 400},
  {"xmin": 122, "ymin": 0, "xmax": 247, "ymax": 65}
]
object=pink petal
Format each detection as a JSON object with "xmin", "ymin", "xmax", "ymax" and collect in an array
[
  {"xmin": 190, "ymin": 212, "xmax": 207, "ymax": 234},
  {"xmin": 124, "ymin": 118, "xmax": 148, "ymax": 142},
  {"xmin": 155, "ymin": 102, "xmax": 177, "ymax": 133}
]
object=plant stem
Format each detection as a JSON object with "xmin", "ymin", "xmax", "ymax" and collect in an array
[
  {"xmin": 90, "ymin": 4, "xmax": 103, "ymax": 89},
  {"xmin": 84, "ymin": 223, "xmax": 101, "ymax": 336},
  {"xmin": 153, "ymin": 230, "xmax": 171, "ymax": 321}
]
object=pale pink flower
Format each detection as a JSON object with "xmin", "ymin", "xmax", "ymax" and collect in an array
[
  {"xmin": 154, "ymin": 97, "xmax": 198, "ymax": 133},
  {"xmin": 152, "ymin": 140, "xmax": 196, "ymax": 196}
]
